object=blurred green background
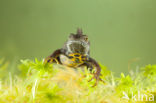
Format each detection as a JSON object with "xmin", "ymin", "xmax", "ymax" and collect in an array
[{"xmin": 0, "ymin": 0, "xmax": 156, "ymax": 74}]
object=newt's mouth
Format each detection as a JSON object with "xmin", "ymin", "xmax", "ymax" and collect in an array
[{"xmin": 67, "ymin": 41, "xmax": 89, "ymax": 54}]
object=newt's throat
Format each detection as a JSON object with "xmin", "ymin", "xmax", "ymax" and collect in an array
[
  {"xmin": 66, "ymin": 41, "xmax": 89, "ymax": 55},
  {"xmin": 69, "ymin": 43, "xmax": 85, "ymax": 53}
]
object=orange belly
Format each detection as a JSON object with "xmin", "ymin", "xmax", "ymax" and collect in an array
[{"xmin": 60, "ymin": 53, "xmax": 87, "ymax": 67}]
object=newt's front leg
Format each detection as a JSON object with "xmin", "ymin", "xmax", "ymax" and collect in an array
[
  {"xmin": 87, "ymin": 57, "xmax": 101, "ymax": 87},
  {"xmin": 44, "ymin": 49, "xmax": 65, "ymax": 64}
]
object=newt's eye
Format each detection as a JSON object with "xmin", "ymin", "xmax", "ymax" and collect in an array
[{"xmin": 84, "ymin": 37, "xmax": 88, "ymax": 41}]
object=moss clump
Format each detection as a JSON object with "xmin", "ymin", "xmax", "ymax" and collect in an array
[{"xmin": 0, "ymin": 58, "xmax": 155, "ymax": 103}]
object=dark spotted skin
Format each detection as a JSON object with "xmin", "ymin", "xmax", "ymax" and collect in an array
[{"xmin": 45, "ymin": 28, "xmax": 102, "ymax": 86}]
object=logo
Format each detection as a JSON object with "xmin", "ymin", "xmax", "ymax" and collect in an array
[{"xmin": 122, "ymin": 91, "xmax": 154, "ymax": 101}]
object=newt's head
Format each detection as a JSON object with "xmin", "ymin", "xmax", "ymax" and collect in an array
[{"xmin": 65, "ymin": 28, "xmax": 90, "ymax": 55}]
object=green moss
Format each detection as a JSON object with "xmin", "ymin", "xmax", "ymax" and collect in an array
[{"xmin": 0, "ymin": 58, "xmax": 155, "ymax": 103}]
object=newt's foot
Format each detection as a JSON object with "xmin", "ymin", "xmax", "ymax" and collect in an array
[
  {"xmin": 44, "ymin": 57, "xmax": 59, "ymax": 64},
  {"xmin": 88, "ymin": 73, "xmax": 105, "ymax": 87}
]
